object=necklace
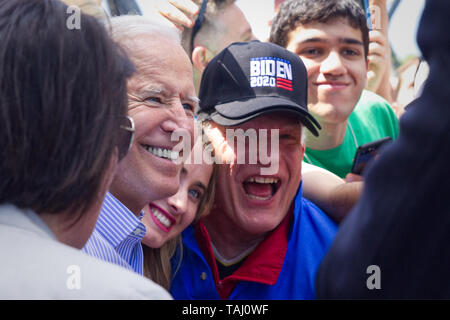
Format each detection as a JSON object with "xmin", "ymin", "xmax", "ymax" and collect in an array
[{"xmin": 303, "ymin": 121, "xmax": 358, "ymax": 164}]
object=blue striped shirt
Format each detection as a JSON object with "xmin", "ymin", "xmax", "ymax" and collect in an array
[{"xmin": 83, "ymin": 192, "xmax": 146, "ymax": 275}]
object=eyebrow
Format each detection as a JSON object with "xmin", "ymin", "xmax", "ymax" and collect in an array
[
  {"xmin": 133, "ymin": 86, "xmax": 164, "ymax": 100},
  {"xmin": 186, "ymin": 96, "xmax": 200, "ymax": 109},
  {"xmin": 297, "ymin": 37, "xmax": 364, "ymax": 47},
  {"xmin": 135, "ymin": 87, "xmax": 199, "ymax": 109},
  {"xmin": 181, "ymin": 168, "xmax": 207, "ymax": 192},
  {"xmin": 193, "ymin": 182, "xmax": 207, "ymax": 192}
]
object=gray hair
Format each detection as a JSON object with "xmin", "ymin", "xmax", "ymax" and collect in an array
[{"xmin": 108, "ymin": 15, "xmax": 180, "ymax": 48}]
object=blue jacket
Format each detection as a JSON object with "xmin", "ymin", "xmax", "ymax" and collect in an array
[{"xmin": 170, "ymin": 187, "xmax": 337, "ymax": 299}]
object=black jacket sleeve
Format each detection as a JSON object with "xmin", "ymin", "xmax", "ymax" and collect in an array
[{"xmin": 315, "ymin": 0, "xmax": 450, "ymax": 299}]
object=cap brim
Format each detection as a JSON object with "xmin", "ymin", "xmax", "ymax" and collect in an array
[{"xmin": 208, "ymin": 96, "xmax": 321, "ymax": 137}]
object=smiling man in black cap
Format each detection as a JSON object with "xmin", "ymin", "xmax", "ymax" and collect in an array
[{"xmin": 170, "ymin": 41, "xmax": 337, "ymax": 300}]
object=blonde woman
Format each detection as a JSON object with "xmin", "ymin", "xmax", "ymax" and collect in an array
[{"xmin": 141, "ymin": 160, "xmax": 217, "ymax": 290}]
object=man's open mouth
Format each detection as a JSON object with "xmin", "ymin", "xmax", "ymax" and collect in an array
[
  {"xmin": 143, "ymin": 145, "xmax": 179, "ymax": 161},
  {"xmin": 243, "ymin": 176, "xmax": 281, "ymax": 201}
]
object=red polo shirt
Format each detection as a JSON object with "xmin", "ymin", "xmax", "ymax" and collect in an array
[{"xmin": 194, "ymin": 207, "xmax": 293, "ymax": 300}]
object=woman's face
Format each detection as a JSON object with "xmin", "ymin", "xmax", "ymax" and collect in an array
[{"xmin": 141, "ymin": 162, "xmax": 213, "ymax": 248}]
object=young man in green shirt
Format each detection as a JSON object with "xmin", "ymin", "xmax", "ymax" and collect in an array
[{"xmin": 270, "ymin": 0, "xmax": 399, "ymax": 179}]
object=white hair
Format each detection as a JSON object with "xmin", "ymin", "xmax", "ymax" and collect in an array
[{"xmin": 108, "ymin": 15, "xmax": 180, "ymax": 47}]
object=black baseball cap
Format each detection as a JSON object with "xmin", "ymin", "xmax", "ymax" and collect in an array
[{"xmin": 197, "ymin": 40, "xmax": 321, "ymax": 136}]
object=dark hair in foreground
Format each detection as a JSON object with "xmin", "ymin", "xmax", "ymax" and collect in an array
[
  {"xmin": 270, "ymin": 0, "xmax": 369, "ymax": 59},
  {"xmin": 0, "ymin": 0, "xmax": 135, "ymax": 215}
]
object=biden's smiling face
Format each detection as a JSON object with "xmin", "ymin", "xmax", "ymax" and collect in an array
[{"xmin": 110, "ymin": 34, "xmax": 196, "ymax": 214}]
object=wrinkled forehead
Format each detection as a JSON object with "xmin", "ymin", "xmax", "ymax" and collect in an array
[
  {"xmin": 129, "ymin": 34, "xmax": 190, "ymax": 68},
  {"xmin": 126, "ymin": 34, "xmax": 194, "ymax": 94}
]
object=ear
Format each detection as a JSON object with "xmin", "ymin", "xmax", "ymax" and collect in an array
[{"xmin": 192, "ymin": 46, "xmax": 210, "ymax": 72}]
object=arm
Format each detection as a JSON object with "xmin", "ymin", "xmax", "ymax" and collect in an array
[
  {"xmin": 302, "ymin": 162, "xmax": 363, "ymax": 223},
  {"xmin": 366, "ymin": 0, "xmax": 394, "ymax": 104}
]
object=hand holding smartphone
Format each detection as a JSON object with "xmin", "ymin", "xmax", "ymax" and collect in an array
[
  {"xmin": 358, "ymin": 0, "xmax": 372, "ymax": 30},
  {"xmin": 351, "ymin": 137, "xmax": 392, "ymax": 175}
]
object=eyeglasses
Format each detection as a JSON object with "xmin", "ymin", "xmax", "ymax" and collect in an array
[
  {"xmin": 118, "ymin": 115, "xmax": 135, "ymax": 161},
  {"xmin": 190, "ymin": 0, "xmax": 209, "ymax": 56}
]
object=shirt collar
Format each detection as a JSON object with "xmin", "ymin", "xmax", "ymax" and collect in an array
[
  {"xmin": 194, "ymin": 204, "xmax": 294, "ymax": 299},
  {"xmin": 96, "ymin": 192, "xmax": 146, "ymax": 249},
  {"xmin": 0, "ymin": 203, "xmax": 56, "ymax": 241}
]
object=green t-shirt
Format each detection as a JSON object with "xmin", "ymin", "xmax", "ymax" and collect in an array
[{"xmin": 304, "ymin": 90, "xmax": 399, "ymax": 178}]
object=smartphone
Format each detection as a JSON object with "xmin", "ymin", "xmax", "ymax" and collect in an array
[
  {"xmin": 351, "ymin": 137, "xmax": 392, "ymax": 175},
  {"xmin": 357, "ymin": 0, "xmax": 372, "ymax": 30}
]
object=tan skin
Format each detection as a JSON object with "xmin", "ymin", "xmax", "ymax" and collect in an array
[
  {"xmin": 146, "ymin": 0, "xmax": 200, "ymax": 31},
  {"xmin": 191, "ymin": 3, "xmax": 256, "ymax": 93},
  {"xmin": 367, "ymin": 0, "xmax": 394, "ymax": 104}
]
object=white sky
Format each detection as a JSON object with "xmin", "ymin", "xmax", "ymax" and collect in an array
[{"xmin": 388, "ymin": 0, "xmax": 425, "ymax": 60}]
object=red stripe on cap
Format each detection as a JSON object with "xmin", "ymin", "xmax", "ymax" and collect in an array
[
  {"xmin": 276, "ymin": 82, "xmax": 292, "ymax": 88},
  {"xmin": 276, "ymin": 81, "xmax": 292, "ymax": 88},
  {"xmin": 277, "ymin": 84, "xmax": 293, "ymax": 91},
  {"xmin": 276, "ymin": 78, "xmax": 292, "ymax": 84}
]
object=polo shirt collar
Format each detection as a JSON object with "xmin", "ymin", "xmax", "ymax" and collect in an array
[{"xmin": 194, "ymin": 204, "xmax": 294, "ymax": 299}]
